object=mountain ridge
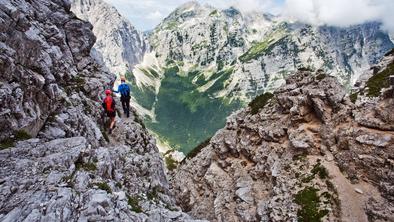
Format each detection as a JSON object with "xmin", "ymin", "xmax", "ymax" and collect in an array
[{"xmin": 131, "ymin": 2, "xmax": 393, "ymax": 154}]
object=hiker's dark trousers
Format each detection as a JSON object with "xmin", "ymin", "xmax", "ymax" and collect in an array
[{"xmin": 121, "ymin": 96, "xmax": 130, "ymax": 117}]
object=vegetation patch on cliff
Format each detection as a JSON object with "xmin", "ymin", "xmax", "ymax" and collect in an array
[
  {"xmin": 147, "ymin": 186, "xmax": 163, "ymax": 202},
  {"xmin": 301, "ymin": 162, "xmax": 329, "ymax": 183},
  {"xmin": 366, "ymin": 61, "xmax": 394, "ymax": 97},
  {"xmin": 127, "ymin": 194, "xmax": 143, "ymax": 213},
  {"xmin": 311, "ymin": 162, "xmax": 329, "ymax": 180},
  {"xmin": 239, "ymin": 28, "xmax": 287, "ymax": 63},
  {"xmin": 209, "ymin": 10, "xmax": 218, "ymax": 17},
  {"xmin": 0, "ymin": 138, "xmax": 14, "ymax": 150},
  {"xmin": 165, "ymin": 156, "xmax": 178, "ymax": 171},
  {"xmin": 315, "ymin": 73, "xmax": 327, "ymax": 81},
  {"xmin": 249, "ymin": 92, "xmax": 274, "ymax": 115},
  {"xmin": 349, "ymin": 92, "xmax": 359, "ymax": 103},
  {"xmin": 295, "ymin": 187, "xmax": 329, "ymax": 222},
  {"xmin": 0, "ymin": 130, "xmax": 32, "ymax": 150},
  {"xmin": 76, "ymin": 161, "xmax": 97, "ymax": 172},
  {"xmin": 95, "ymin": 182, "xmax": 112, "ymax": 194}
]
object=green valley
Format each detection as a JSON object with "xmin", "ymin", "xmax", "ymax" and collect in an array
[{"xmin": 127, "ymin": 63, "xmax": 242, "ymax": 154}]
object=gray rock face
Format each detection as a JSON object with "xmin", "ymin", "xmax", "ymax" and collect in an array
[
  {"xmin": 71, "ymin": 0, "xmax": 148, "ymax": 75},
  {"xmin": 0, "ymin": 0, "xmax": 201, "ymax": 221},
  {"xmin": 0, "ymin": 0, "xmax": 113, "ymax": 141},
  {"xmin": 144, "ymin": 2, "xmax": 393, "ymax": 101},
  {"xmin": 0, "ymin": 116, "xmax": 202, "ymax": 221},
  {"xmin": 172, "ymin": 56, "xmax": 394, "ymax": 221}
]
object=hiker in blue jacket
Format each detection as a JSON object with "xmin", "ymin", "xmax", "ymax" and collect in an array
[{"xmin": 114, "ymin": 76, "xmax": 131, "ymax": 118}]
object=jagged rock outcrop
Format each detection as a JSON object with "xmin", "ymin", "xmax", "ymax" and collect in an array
[
  {"xmin": 171, "ymin": 54, "xmax": 394, "ymax": 221},
  {"xmin": 0, "ymin": 0, "xmax": 201, "ymax": 221},
  {"xmin": 0, "ymin": 0, "xmax": 113, "ymax": 141},
  {"xmin": 0, "ymin": 112, "xmax": 201, "ymax": 221},
  {"xmin": 71, "ymin": 0, "xmax": 148, "ymax": 75}
]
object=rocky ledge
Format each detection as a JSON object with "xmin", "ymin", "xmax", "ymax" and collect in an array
[{"xmin": 0, "ymin": 112, "xmax": 202, "ymax": 221}]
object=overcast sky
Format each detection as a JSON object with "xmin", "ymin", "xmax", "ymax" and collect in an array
[{"xmin": 104, "ymin": 0, "xmax": 394, "ymax": 33}]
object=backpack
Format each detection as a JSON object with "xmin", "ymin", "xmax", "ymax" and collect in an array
[
  {"xmin": 119, "ymin": 84, "xmax": 130, "ymax": 97},
  {"xmin": 104, "ymin": 96, "xmax": 115, "ymax": 112}
]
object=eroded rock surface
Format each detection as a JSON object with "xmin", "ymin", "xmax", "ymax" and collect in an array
[
  {"xmin": 0, "ymin": 0, "xmax": 201, "ymax": 221},
  {"xmin": 172, "ymin": 55, "xmax": 394, "ymax": 221},
  {"xmin": 0, "ymin": 114, "xmax": 202, "ymax": 221},
  {"xmin": 0, "ymin": 0, "xmax": 113, "ymax": 141}
]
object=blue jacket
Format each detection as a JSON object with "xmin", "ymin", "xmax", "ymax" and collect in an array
[{"xmin": 114, "ymin": 83, "xmax": 131, "ymax": 97}]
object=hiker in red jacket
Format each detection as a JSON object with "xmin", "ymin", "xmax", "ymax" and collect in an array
[{"xmin": 102, "ymin": 89, "xmax": 116, "ymax": 134}]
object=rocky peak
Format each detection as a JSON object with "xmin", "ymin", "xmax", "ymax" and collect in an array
[
  {"xmin": 128, "ymin": 1, "xmax": 392, "ymax": 156},
  {"xmin": 149, "ymin": 4, "xmax": 393, "ymax": 101},
  {"xmin": 72, "ymin": 0, "xmax": 123, "ymax": 21},
  {"xmin": 223, "ymin": 7, "xmax": 242, "ymax": 18},
  {"xmin": 162, "ymin": 1, "xmax": 213, "ymax": 24},
  {"xmin": 176, "ymin": 1, "xmax": 201, "ymax": 11},
  {"xmin": 71, "ymin": 0, "xmax": 148, "ymax": 75}
]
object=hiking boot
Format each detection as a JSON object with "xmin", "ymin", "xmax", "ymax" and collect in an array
[{"xmin": 109, "ymin": 128, "xmax": 112, "ymax": 134}]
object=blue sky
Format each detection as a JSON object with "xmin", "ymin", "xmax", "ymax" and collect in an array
[
  {"xmin": 104, "ymin": 0, "xmax": 394, "ymax": 33},
  {"xmin": 104, "ymin": 0, "xmax": 285, "ymax": 31}
]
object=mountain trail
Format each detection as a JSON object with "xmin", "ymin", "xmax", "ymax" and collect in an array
[
  {"xmin": 310, "ymin": 155, "xmax": 375, "ymax": 222},
  {"xmin": 106, "ymin": 114, "xmax": 140, "ymax": 146}
]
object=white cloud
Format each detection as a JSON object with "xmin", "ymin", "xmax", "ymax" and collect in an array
[
  {"xmin": 283, "ymin": 0, "xmax": 394, "ymax": 32},
  {"xmin": 201, "ymin": 0, "xmax": 283, "ymax": 14},
  {"xmin": 104, "ymin": 0, "xmax": 394, "ymax": 33},
  {"xmin": 147, "ymin": 10, "xmax": 163, "ymax": 20},
  {"xmin": 378, "ymin": 0, "xmax": 394, "ymax": 33},
  {"xmin": 232, "ymin": 0, "xmax": 281, "ymax": 13}
]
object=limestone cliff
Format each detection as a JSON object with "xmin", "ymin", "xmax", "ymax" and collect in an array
[
  {"xmin": 71, "ymin": 0, "xmax": 148, "ymax": 75},
  {"xmin": 0, "ymin": 0, "xmax": 201, "ymax": 221}
]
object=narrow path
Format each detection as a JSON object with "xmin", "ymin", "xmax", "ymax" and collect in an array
[
  {"xmin": 309, "ymin": 156, "xmax": 375, "ymax": 222},
  {"xmin": 322, "ymin": 160, "xmax": 368, "ymax": 222},
  {"xmin": 104, "ymin": 114, "xmax": 136, "ymax": 146}
]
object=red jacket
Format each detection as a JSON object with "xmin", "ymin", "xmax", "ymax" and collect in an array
[{"xmin": 102, "ymin": 96, "xmax": 116, "ymax": 112}]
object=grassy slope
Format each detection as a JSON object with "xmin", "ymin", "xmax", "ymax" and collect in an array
[
  {"xmin": 240, "ymin": 25, "xmax": 288, "ymax": 63},
  {"xmin": 366, "ymin": 60, "xmax": 394, "ymax": 97}
]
